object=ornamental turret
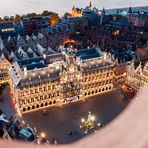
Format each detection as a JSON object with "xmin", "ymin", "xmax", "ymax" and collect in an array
[{"xmin": 60, "ymin": 46, "xmax": 83, "ymax": 102}]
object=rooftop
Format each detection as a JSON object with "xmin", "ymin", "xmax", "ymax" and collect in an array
[
  {"xmin": 9, "ymin": 48, "xmax": 114, "ymax": 87},
  {"xmin": 18, "ymin": 53, "xmax": 63, "ymax": 71},
  {"xmin": 19, "ymin": 66, "xmax": 60, "ymax": 87},
  {"xmin": 21, "ymin": 16, "xmax": 49, "ymax": 22},
  {"xmin": 76, "ymin": 48, "xmax": 102, "ymax": 60},
  {"xmin": 0, "ymin": 22, "xmax": 14, "ymax": 29},
  {"xmin": 82, "ymin": 59, "xmax": 114, "ymax": 72},
  {"xmin": 43, "ymin": 23, "xmax": 72, "ymax": 35}
]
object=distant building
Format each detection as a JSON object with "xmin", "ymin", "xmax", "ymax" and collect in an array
[
  {"xmin": 0, "ymin": 22, "xmax": 24, "ymax": 40},
  {"xmin": 107, "ymin": 14, "xmax": 127, "ymax": 22},
  {"xmin": 0, "ymin": 22, "xmax": 22, "ymax": 40},
  {"xmin": 68, "ymin": 3, "xmax": 101, "ymax": 26},
  {"xmin": 71, "ymin": 6, "xmax": 82, "ymax": 17},
  {"xmin": 127, "ymin": 7, "xmax": 148, "ymax": 27},
  {"xmin": 0, "ymin": 33, "xmax": 52, "ymax": 63},
  {"xmin": 110, "ymin": 50, "xmax": 139, "ymax": 63},
  {"xmin": 41, "ymin": 23, "xmax": 73, "ymax": 49},
  {"xmin": 126, "ymin": 61, "xmax": 148, "ymax": 91},
  {"xmin": 128, "ymin": 14, "xmax": 148, "ymax": 27},
  {"xmin": 21, "ymin": 16, "xmax": 50, "ymax": 35},
  {"xmin": 82, "ymin": 6, "xmax": 100, "ymax": 26},
  {"xmin": 0, "ymin": 56, "xmax": 11, "ymax": 86},
  {"xmin": 59, "ymin": 17, "xmax": 88, "ymax": 32}
]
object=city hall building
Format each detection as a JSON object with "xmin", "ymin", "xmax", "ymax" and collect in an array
[{"xmin": 9, "ymin": 47, "xmax": 124, "ymax": 114}]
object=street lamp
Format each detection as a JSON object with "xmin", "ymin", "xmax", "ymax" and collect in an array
[
  {"xmin": 40, "ymin": 132, "xmax": 46, "ymax": 139},
  {"xmin": 39, "ymin": 132, "xmax": 48, "ymax": 144},
  {"xmin": 80, "ymin": 112, "xmax": 97, "ymax": 134},
  {"xmin": 81, "ymin": 118, "xmax": 85, "ymax": 123}
]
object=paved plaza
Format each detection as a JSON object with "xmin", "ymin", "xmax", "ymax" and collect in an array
[
  {"xmin": 22, "ymin": 88, "xmax": 130, "ymax": 144},
  {"xmin": 0, "ymin": 86, "xmax": 16, "ymax": 118}
]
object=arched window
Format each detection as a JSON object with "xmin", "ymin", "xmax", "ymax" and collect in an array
[
  {"xmin": 63, "ymin": 99, "xmax": 67, "ymax": 103},
  {"xmin": 36, "ymin": 104, "xmax": 39, "ymax": 108},
  {"xmin": 48, "ymin": 94, "xmax": 51, "ymax": 98},
  {"xmin": 40, "ymin": 96, "xmax": 43, "ymax": 100},
  {"xmin": 28, "ymin": 98, "xmax": 32, "ymax": 103},
  {"xmin": 37, "ymin": 97, "xmax": 41, "ymax": 101},
  {"xmin": 44, "ymin": 95, "xmax": 47, "ymax": 100},
  {"xmin": 27, "ymin": 106, "xmax": 30, "ymax": 111},
  {"xmin": 23, "ymin": 108, "xmax": 26, "ymax": 112},
  {"xmin": 32, "ymin": 105, "xmax": 35, "ymax": 109}
]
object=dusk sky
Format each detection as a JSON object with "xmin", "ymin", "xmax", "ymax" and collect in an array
[{"xmin": 0, "ymin": 0, "xmax": 148, "ymax": 17}]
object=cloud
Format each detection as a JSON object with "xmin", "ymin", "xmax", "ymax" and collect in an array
[{"xmin": 0, "ymin": 0, "xmax": 147, "ymax": 17}]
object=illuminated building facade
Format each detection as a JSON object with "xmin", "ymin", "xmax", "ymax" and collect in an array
[
  {"xmin": 126, "ymin": 61, "xmax": 148, "ymax": 91},
  {"xmin": 0, "ymin": 57, "xmax": 11, "ymax": 86},
  {"xmin": 0, "ymin": 22, "xmax": 16, "ymax": 40},
  {"xmin": 114, "ymin": 62, "xmax": 127, "ymax": 84},
  {"xmin": 82, "ymin": 5, "xmax": 100, "ymax": 26},
  {"xmin": 9, "ymin": 47, "xmax": 124, "ymax": 114},
  {"xmin": 71, "ymin": 6, "xmax": 82, "ymax": 17},
  {"xmin": 9, "ymin": 53, "xmax": 63, "ymax": 113}
]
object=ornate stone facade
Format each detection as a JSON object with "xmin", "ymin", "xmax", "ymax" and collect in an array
[
  {"xmin": 126, "ymin": 61, "xmax": 148, "ymax": 91},
  {"xmin": 0, "ymin": 58, "xmax": 11, "ymax": 86}
]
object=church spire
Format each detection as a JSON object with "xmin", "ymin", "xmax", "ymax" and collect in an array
[
  {"xmin": 116, "ymin": 9, "xmax": 119, "ymax": 15},
  {"xmin": 72, "ymin": 5, "xmax": 75, "ymax": 11},
  {"xmin": 102, "ymin": 7, "xmax": 106, "ymax": 15},
  {"xmin": 128, "ymin": 6, "xmax": 132, "ymax": 14},
  {"xmin": 89, "ymin": 1, "xmax": 92, "ymax": 9}
]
